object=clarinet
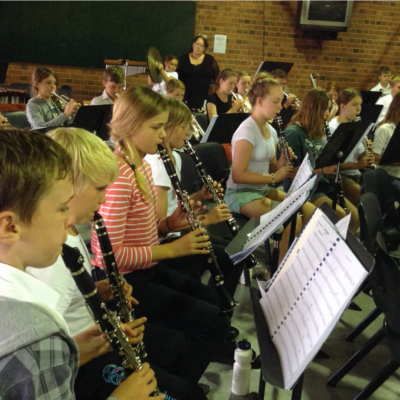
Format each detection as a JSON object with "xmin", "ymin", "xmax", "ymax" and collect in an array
[
  {"xmin": 356, "ymin": 115, "xmax": 376, "ymax": 169},
  {"xmin": 325, "ymin": 122, "xmax": 348, "ymax": 211},
  {"xmin": 275, "ymin": 115, "xmax": 293, "ymax": 166},
  {"xmin": 183, "ymin": 140, "xmax": 257, "ymax": 269},
  {"xmin": 62, "ymin": 244, "xmax": 159, "ymax": 396},
  {"xmin": 157, "ymin": 144, "xmax": 237, "ymax": 313},
  {"xmin": 93, "ymin": 211, "xmax": 147, "ymax": 359}
]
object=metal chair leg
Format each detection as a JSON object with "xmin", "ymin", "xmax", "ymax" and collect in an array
[
  {"xmin": 346, "ymin": 307, "xmax": 382, "ymax": 342},
  {"xmin": 326, "ymin": 327, "xmax": 385, "ymax": 387}
]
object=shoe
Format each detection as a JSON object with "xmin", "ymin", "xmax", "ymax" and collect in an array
[
  {"xmin": 251, "ymin": 264, "xmax": 269, "ymax": 280},
  {"xmin": 229, "ymin": 326, "xmax": 239, "ymax": 340},
  {"xmin": 211, "ymin": 337, "xmax": 236, "ymax": 364},
  {"xmin": 198, "ymin": 383, "xmax": 210, "ymax": 395}
]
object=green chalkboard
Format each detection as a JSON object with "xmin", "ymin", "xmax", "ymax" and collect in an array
[{"xmin": 0, "ymin": 1, "xmax": 196, "ymax": 68}]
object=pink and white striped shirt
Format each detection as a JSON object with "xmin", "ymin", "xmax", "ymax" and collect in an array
[{"xmin": 91, "ymin": 160, "xmax": 160, "ymax": 274}]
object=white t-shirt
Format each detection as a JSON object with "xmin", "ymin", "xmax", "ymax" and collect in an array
[
  {"xmin": 373, "ymin": 122, "xmax": 400, "ymax": 179},
  {"xmin": 27, "ymin": 232, "xmax": 94, "ymax": 337},
  {"xmin": 376, "ymin": 93, "xmax": 393, "ymax": 124},
  {"xmin": 328, "ymin": 117, "xmax": 364, "ymax": 176},
  {"xmin": 226, "ymin": 117, "xmax": 278, "ymax": 192},
  {"xmin": 152, "ymin": 71, "xmax": 178, "ymax": 95}
]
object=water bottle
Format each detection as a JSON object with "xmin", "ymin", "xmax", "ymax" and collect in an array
[{"xmin": 231, "ymin": 338, "xmax": 253, "ymax": 396}]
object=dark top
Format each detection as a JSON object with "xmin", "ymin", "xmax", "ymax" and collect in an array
[
  {"xmin": 206, "ymin": 93, "xmax": 233, "ymax": 120},
  {"xmin": 177, "ymin": 53, "xmax": 219, "ymax": 109}
]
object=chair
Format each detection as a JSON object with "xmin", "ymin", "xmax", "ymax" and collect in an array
[
  {"xmin": 177, "ymin": 151, "xmax": 202, "ymax": 196},
  {"xmin": 361, "ymin": 169, "xmax": 400, "ymax": 251},
  {"xmin": 350, "ymin": 233, "xmax": 400, "ymax": 399},
  {"xmin": 2, "ymin": 111, "xmax": 30, "ymax": 129},
  {"xmin": 59, "ymin": 85, "xmax": 72, "ymax": 99}
]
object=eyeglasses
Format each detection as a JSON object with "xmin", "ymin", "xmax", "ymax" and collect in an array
[{"xmin": 194, "ymin": 42, "xmax": 205, "ymax": 48}]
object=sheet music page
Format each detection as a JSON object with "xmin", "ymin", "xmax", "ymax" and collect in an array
[
  {"xmin": 285, "ymin": 153, "xmax": 313, "ymax": 198},
  {"xmin": 344, "ymin": 123, "xmax": 374, "ymax": 163},
  {"xmin": 259, "ymin": 208, "xmax": 368, "ymax": 390},
  {"xmin": 200, "ymin": 115, "xmax": 218, "ymax": 143},
  {"xmin": 335, "ymin": 212, "xmax": 351, "ymax": 239}
]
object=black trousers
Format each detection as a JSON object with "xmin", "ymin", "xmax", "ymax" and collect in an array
[
  {"xmin": 94, "ymin": 263, "xmax": 230, "ymax": 384},
  {"xmin": 75, "ymin": 323, "xmax": 207, "ymax": 400}
]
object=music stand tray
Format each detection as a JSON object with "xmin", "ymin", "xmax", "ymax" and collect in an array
[
  {"xmin": 255, "ymin": 61, "xmax": 294, "ymax": 76},
  {"xmin": 378, "ymin": 122, "xmax": 400, "ymax": 165},
  {"xmin": 71, "ymin": 104, "xmax": 113, "ymax": 141},
  {"xmin": 201, "ymin": 113, "xmax": 250, "ymax": 144},
  {"xmin": 315, "ymin": 121, "xmax": 371, "ymax": 170},
  {"xmin": 360, "ymin": 91, "xmax": 381, "ymax": 105}
]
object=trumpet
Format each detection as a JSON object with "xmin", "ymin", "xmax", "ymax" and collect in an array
[
  {"xmin": 51, "ymin": 91, "xmax": 81, "ymax": 111},
  {"xmin": 189, "ymin": 115, "xmax": 205, "ymax": 142},
  {"xmin": 230, "ymin": 91, "xmax": 252, "ymax": 113}
]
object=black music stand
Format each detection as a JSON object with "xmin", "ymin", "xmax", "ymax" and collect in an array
[
  {"xmin": 360, "ymin": 91, "xmax": 381, "ymax": 105},
  {"xmin": 0, "ymin": 54, "xmax": 9, "ymax": 84},
  {"xmin": 201, "ymin": 113, "xmax": 250, "ymax": 144},
  {"xmin": 360, "ymin": 104, "xmax": 383, "ymax": 132},
  {"xmin": 315, "ymin": 121, "xmax": 371, "ymax": 211},
  {"xmin": 71, "ymin": 104, "xmax": 113, "ymax": 141},
  {"xmin": 255, "ymin": 61, "xmax": 294, "ymax": 76},
  {"xmin": 378, "ymin": 122, "xmax": 400, "ymax": 166}
]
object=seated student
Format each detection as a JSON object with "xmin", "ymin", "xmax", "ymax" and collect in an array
[
  {"xmin": 270, "ymin": 69, "xmax": 299, "ymax": 128},
  {"xmin": 224, "ymin": 73, "xmax": 315, "ymax": 263},
  {"xmin": 145, "ymin": 98, "xmax": 243, "ymax": 297},
  {"xmin": 165, "ymin": 78, "xmax": 185, "ymax": 101},
  {"xmin": 371, "ymin": 66, "xmax": 392, "ymax": 96},
  {"xmin": 328, "ymin": 88, "xmax": 374, "ymax": 205},
  {"xmin": 148, "ymin": 54, "xmax": 179, "ymax": 95},
  {"xmin": 27, "ymin": 127, "xmax": 207, "ymax": 400},
  {"xmin": 235, "ymin": 70, "xmax": 251, "ymax": 99},
  {"xmin": 0, "ymin": 129, "xmax": 161, "ymax": 400},
  {"xmin": 91, "ymin": 66, "xmax": 125, "ymax": 105},
  {"xmin": 285, "ymin": 88, "xmax": 359, "ymax": 233},
  {"xmin": 90, "ymin": 86, "xmax": 230, "ymax": 386},
  {"xmin": 374, "ymin": 93, "xmax": 400, "ymax": 203},
  {"xmin": 206, "ymin": 68, "xmax": 244, "ymax": 122},
  {"xmin": 325, "ymin": 81, "xmax": 339, "ymax": 122},
  {"xmin": 376, "ymin": 74, "xmax": 400, "ymax": 124},
  {"xmin": 26, "ymin": 66, "xmax": 78, "ymax": 129}
]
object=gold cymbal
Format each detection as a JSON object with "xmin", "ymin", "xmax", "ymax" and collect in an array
[{"xmin": 147, "ymin": 47, "xmax": 163, "ymax": 84}]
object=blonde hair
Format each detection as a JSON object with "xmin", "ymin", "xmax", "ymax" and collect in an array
[
  {"xmin": 47, "ymin": 127, "xmax": 119, "ymax": 195},
  {"xmin": 382, "ymin": 92, "xmax": 400, "ymax": 125},
  {"xmin": 166, "ymin": 78, "xmax": 185, "ymax": 94},
  {"xmin": 288, "ymin": 88, "xmax": 330, "ymax": 140},
  {"xmin": 390, "ymin": 75, "xmax": 400, "ymax": 86},
  {"xmin": 109, "ymin": 86, "xmax": 168, "ymax": 201},
  {"xmin": 248, "ymin": 72, "xmax": 280, "ymax": 107},
  {"xmin": 165, "ymin": 98, "xmax": 192, "ymax": 130}
]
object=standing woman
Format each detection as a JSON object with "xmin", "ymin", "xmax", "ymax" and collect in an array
[
  {"xmin": 285, "ymin": 88, "xmax": 359, "ymax": 233},
  {"xmin": 328, "ymin": 88, "xmax": 374, "ymax": 205},
  {"xmin": 224, "ymin": 73, "xmax": 313, "ymax": 262},
  {"xmin": 177, "ymin": 35, "xmax": 219, "ymax": 110},
  {"xmin": 26, "ymin": 67, "xmax": 77, "ymax": 129},
  {"xmin": 90, "ymin": 86, "xmax": 230, "ymax": 388},
  {"xmin": 206, "ymin": 69, "xmax": 244, "ymax": 122},
  {"xmin": 374, "ymin": 93, "xmax": 400, "ymax": 202}
]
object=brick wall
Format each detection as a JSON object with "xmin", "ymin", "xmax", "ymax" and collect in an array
[{"xmin": 5, "ymin": 1, "xmax": 400, "ymax": 102}]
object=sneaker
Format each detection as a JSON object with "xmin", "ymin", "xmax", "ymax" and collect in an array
[{"xmin": 198, "ymin": 383, "xmax": 211, "ymax": 395}]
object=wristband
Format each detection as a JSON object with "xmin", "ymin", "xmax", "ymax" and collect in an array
[
  {"xmin": 271, "ymin": 173, "xmax": 275, "ymax": 184},
  {"xmin": 166, "ymin": 217, "xmax": 173, "ymax": 231}
]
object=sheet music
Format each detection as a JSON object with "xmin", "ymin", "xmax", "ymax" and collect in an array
[
  {"xmin": 335, "ymin": 212, "xmax": 351, "ymax": 239},
  {"xmin": 285, "ymin": 153, "xmax": 313, "ymax": 198},
  {"xmin": 228, "ymin": 176, "xmax": 317, "ymax": 265},
  {"xmin": 259, "ymin": 208, "xmax": 368, "ymax": 390},
  {"xmin": 343, "ymin": 123, "xmax": 374, "ymax": 163},
  {"xmin": 200, "ymin": 115, "xmax": 218, "ymax": 143}
]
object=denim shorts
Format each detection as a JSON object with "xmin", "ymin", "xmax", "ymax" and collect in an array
[{"xmin": 225, "ymin": 187, "xmax": 279, "ymax": 214}]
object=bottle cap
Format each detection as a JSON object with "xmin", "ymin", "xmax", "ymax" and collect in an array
[{"xmin": 237, "ymin": 338, "xmax": 251, "ymax": 351}]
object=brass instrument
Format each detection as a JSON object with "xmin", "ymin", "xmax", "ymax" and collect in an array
[
  {"xmin": 230, "ymin": 91, "xmax": 252, "ymax": 113},
  {"xmin": 189, "ymin": 115, "xmax": 205, "ymax": 142},
  {"xmin": 51, "ymin": 91, "xmax": 81, "ymax": 111},
  {"xmin": 0, "ymin": 113, "xmax": 12, "ymax": 130}
]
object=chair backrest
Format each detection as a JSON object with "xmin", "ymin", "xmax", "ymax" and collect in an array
[
  {"xmin": 177, "ymin": 151, "xmax": 202, "ymax": 195},
  {"xmin": 375, "ymin": 233, "xmax": 400, "ymax": 360},
  {"xmin": 361, "ymin": 169, "xmax": 395, "ymax": 216},
  {"xmin": 192, "ymin": 142, "xmax": 230, "ymax": 188},
  {"xmin": 358, "ymin": 192, "xmax": 385, "ymax": 255},
  {"xmin": 1, "ymin": 111, "xmax": 30, "ymax": 129},
  {"xmin": 193, "ymin": 112, "xmax": 208, "ymax": 132}
]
